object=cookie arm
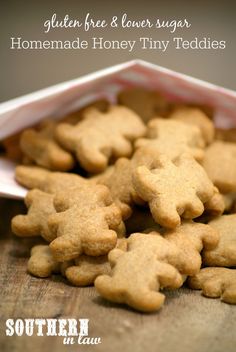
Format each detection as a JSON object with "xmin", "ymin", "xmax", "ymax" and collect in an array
[
  {"xmin": 201, "ymin": 225, "xmax": 220, "ymax": 250},
  {"xmin": 156, "ymin": 261, "xmax": 183, "ymax": 289},
  {"xmin": 108, "ymin": 248, "xmax": 124, "ymax": 267},
  {"xmin": 77, "ymin": 139, "xmax": 108, "ymax": 173},
  {"xmin": 104, "ymin": 204, "xmax": 122, "ymax": 230},
  {"xmin": 11, "ymin": 214, "xmax": 40, "ymax": 237},
  {"xmin": 15, "ymin": 165, "xmax": 49, "ymax": 190},
  {"xmin": 49, "ymin": 233, "xmax": 82, "ymax": 262}
]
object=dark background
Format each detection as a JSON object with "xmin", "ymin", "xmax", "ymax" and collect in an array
[{"xmin": 1, "ymin": 0, "xmax": 236, "ymax": 102}]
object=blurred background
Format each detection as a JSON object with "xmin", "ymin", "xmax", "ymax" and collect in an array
[{"xmin": 1, "ymin": 0, "xmax": 236, "ymax": 102}]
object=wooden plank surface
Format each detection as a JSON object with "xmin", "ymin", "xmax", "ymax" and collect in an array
[{"xmin": 0, "ymin": 198, "xmax": 235, "ymax": 352}]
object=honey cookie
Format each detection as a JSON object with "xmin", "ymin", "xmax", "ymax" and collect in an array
[
  {"xmin": 55, "ymin": 106, "xmax": 146, "ymax": 173},
  {"xmin": 133, "ymin": 153, "xmax": 215, "ymax": 228},
  {"xmin": 48, "ymin": 184, "xmax": 124, "ymax": 261},
  {"xmin": 188, "ymin": 267, "xmax": 236, "ymax": 304},
  {"xmin": 117, "ymin": 87, "xmax": 170, "ymax": 122},
  {"xmin": 169, "ymin": 106, "xmax": 214, "ymax": 144},
  {"xmin": 95, "ymin": 232, "xmax": 183, "ymax": 312},
  {"xmin": 27, "ymin": 245, "xmax": 60, "ymax": 278},
  {"xmin": 62, "ymin": 99, "xmax": 109, "ymax": 125},
  {"xmin": 204, "ymin": 187, "xmax": 225, "ymax": 215},
  {"xmin": 203, "ymin": 214, "xmax": 236, "ymax": 267},
  {"xmin": 65, "ymin": 238, "xmax": 127, "ymax": 286},
  {"xmin": 15, "ymin": 165, "xmax": 88, "ymax": 193},
  {"xmin": 163, "ymin": 221, "xmax": 219, "ymax": 276},
  {"xmin": 2, "ymin": 132, "xmax": 23, "ymax": 161},
  {"xmin": 20, "ymin": 120, "xmax": 75, "ymax": 171},
  {"xmin": 11, "ymin": 189, "xmax": 56, "ymax": 242},
  {"xmin": 135, "ymin": 118, "xmax": 205, "ymax": 161},
  {"xmin": 203, "ymin": 141, "xmax": 236, "ymax": 193}
]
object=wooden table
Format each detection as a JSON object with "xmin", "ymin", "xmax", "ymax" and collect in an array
[{"xmin": 0, "ymin": 198, "xmax": 235, "ymax": 352}]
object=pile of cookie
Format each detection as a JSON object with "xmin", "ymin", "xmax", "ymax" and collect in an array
[{"xmin": 3, "ymin": 88, "xmax": 236, "ymax": 312}]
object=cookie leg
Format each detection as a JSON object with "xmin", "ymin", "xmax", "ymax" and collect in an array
[
  {"xmin": 50, "ymin": 234, "xmax": 82, "ymax": 261},
  {"xmin": 222, "ymin": 283, "xmax": 236, "ymax": 304},
  {"xmin": 84, "ymin": 230, "xmax": 117, "ymax": 256},
  {"xmin": 11, "ymin": 215, "xmax": 40, "ymax": 237}
]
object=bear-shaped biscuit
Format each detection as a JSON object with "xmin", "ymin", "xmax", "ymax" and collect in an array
[
  {"xmin": 133, "ymin": 154, "xmax": 215, "ymax": 228},
  {"xmin": 20, "ymin": 120, "xmax": 75, "ymax": 171},
  {"xmin": 12, "ymin": 189, "xmax": 56, "ymax": 242},
  {"xmin": 27, "ymin": 245, "xmax": 60, "ymax": 278},
  {"xmin": 95, "ymin": 232, "xmax": 183, "ymax": 312},
  {"xmin": 135, "ymin": 118, "xmax": 205, "ymax": 161},
  {"xmin": 55, "ymin": 106, "xmax": 146, "ymax": 173},
  {"xmin": 48, "ymin": 184, "xmax": 124, "ymax": 261},
  {"xmin": 203, "ymin": 214, "xmax": 236, "ymax": 267},
  {"xmin": 188, "ymin": 267, "xmax": 236, "ymax": 304}
]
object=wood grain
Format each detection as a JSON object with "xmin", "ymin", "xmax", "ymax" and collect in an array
[{"xmin": 0, "ymin": 198, "xmax": 235, "ymax": 352}]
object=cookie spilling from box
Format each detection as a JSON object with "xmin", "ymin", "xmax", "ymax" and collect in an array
[{"xmin": 7, "ymin": 90, "xmax": 236, "ymax": 312}]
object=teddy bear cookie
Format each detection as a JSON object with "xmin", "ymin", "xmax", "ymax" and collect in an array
[
  {"xmin": 203, "ymin": 141, "xmax": 236, "ymax": 193},
  {"xmin": 48, "ymin": 184, "xmax": 124, "ymax": 261},
  {"xmin": 133, "ymin": 153, "xmax": 215, "ymax": 228},
  {"xmin": 20, "ymin": 120, "xmax": 75, "ymax": 171},
  {"xmin": 95, "ymin": 232, "xmax": 183, "ymax": 312},
  {"xmin": 135, "ymin": 118, "xmax": 205, "ymax": 161},
  {"xmin": 15, "ymin": 165, "xmax": 88, "ymax": 193},
  {"xmin": 162, "ymin": 221, "xmax": 219, "ymax": 276},
  {"xmin": 55, "ymin": 106, "xmax": 146, "ymax": 173},
  {"xmin": 188, "ymin": 267, "xmax": 236, "ymax": 304},
  {"xmin": 27, "ymin": 245, "xmax": 60, "ymax": 278},
  {"xmin": 11, "ymin": 189, "xmax": 56, "ymax": 242},
  {"xmin": 61, "ymin": 99, "xmax": 109, "ymax": 125},
  {"xmin": 65, "ymin": 238, "xmax": 127, "ymax": 286},
  {"xmin": 169, "ymin": 106, "xmax": 215, "ymax": 144},
  {"xmin": 202, "ymin": 214, "xmax": 236, "ymax": 267},
  {"xmin": 117, "ymin": 87, "xmax": 171, "ymax": 122}
]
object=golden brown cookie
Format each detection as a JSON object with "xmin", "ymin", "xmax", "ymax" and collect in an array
[
  {"xmin": 169, "ymin": 106, "xmax": 214, "ymax": 144},
  {"xmin": 65, "ymin": 238, "xmax": 127, "ymax": 286},
  {"xmin": 95, "ymin": 135, "xmax": 207, "ymax": 223},
  {"xmin": 188, "ymin": 267, "xmax": 236, "ymax": 304},
  {"xmin": 133, "ymin": 153, "xmax": 215, "ymax": 228},
  {"xmin": 62, "ymin": 99, "xmax": 109, "ymax": 125},
  {"xmin": 27, "ymin": 245, "xmax": 60, "ymax": 278},
  {"xmin": 15, "ymin": 165, "xmax": 88, "ymax": 193},
  {"xmin": 1, "ymin": 132, "xmax": 23, "ymax": 161},
  {"xmin": 94, "ymin": 158, "xmax": 137, "ymax": 219},
  {"xmin": 223, "ymin": 192, "xmax": 236, "ymax": 213},
  {"xmin": 20, "ymin": 120, "xmax": 75, "ymax": 171},
  {"xmin": 95, "ymin": 232, "xmax": 183, "ymax": 312},
  {"xmin": 55, "ymin": 106, "xmax": 146, "ymax": 173},
  {"xmin": 117, "ymin": 87, "xmax": 170, "ymax": 122},
  {"xmin": 135, "ymin": 118, "xmax": 205, "ymax": 161},
  {"xmin": 202, "ymin": 141, "xmax": 236, "ymax": 193},
  {"xmin": 11, "ymin": 189, "xmax": 56, "ymax": 242},
  {"xmin": 202, "ymin": 214, "xmax": 236, "ymax": 267},
  {"xmin": 94, "ymin": 145, "xmax": 172, "ymax": 219},
  {"xmin": 203, "ymin": 187, "xmax": 225, "ymax": 217},
  {"xmin": 66, "ymin": 255, "xmax": 110, "ymax": 287},
  {"xmin": 163, "ymin": 221, "xmax": 219, "ymax": 276},
  {"xmin": 48, "ymin": 184, "xmax": 124, "ymax": 261}
]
